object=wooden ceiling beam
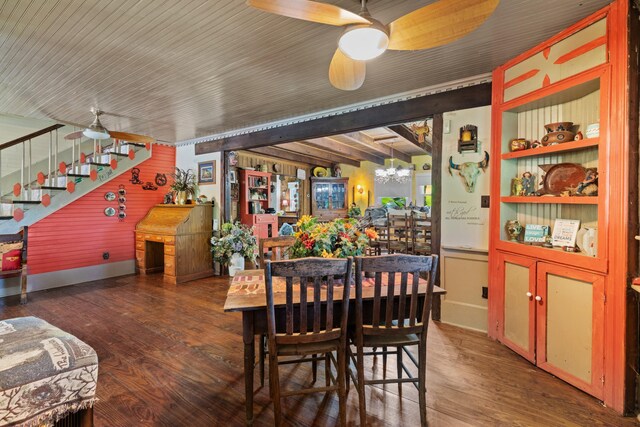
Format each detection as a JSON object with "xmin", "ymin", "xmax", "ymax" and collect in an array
[
  {"xmin": 195, "ymin": 83, "xmax": 491, "ymax": 154},
  {"xmin": 279, "ymin": 142, "xmax": 360, "ymax": 167},
  {"xmin": 340, "ymin": 132, "xmax": 412, "ymax": 163},
  {"xmin": 246, "ymin": 146, "xmax": 333, "ymax": 167},
  {"xmin": 305, "ymin": 137, "xmax": 386, "ymax": 165},
  {"xmin": 387, "ymin": 124, "xmax": 432, "ymax": 152}
]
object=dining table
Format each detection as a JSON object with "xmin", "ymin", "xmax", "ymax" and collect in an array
[{"xmin": 223, "ymin": 269, "xmax": 446, "ymax": 425}]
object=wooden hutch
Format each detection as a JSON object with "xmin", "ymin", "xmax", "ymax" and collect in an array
[
  {"xmin": 239, "ymin": 170, "xmax": 278, "ymax": 239},
  {"xmin": 310, "ymin": 177, "xmax": 348, "ymax": 221},
  {"xmin": 488, "ymin": 1, "xmax": 634, "ymax": 413}
]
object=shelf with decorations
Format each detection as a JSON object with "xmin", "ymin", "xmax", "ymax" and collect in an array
[
  {"xmin": 494, "ymin": 66, "xmax": 607, "ymax": 270},
  {"xmin": 239, "ymin": 170, "xmax": 278, "ymax": 240}
]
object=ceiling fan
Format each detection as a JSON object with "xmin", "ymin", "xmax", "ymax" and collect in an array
[
  {"xmin": 247, "ymin": 0, "xmax": 499, "ymax": 90},
  {"xmin": 64, "ymin": 108, "xmax": 155, "ymax": 143}
]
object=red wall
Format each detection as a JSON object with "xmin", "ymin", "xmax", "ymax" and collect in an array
[{"xmin": 29, "ymin": 145, "xmax": 176, "ymax": 274}]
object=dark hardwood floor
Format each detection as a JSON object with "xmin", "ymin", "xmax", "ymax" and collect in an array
[{"xmin": 1, "ymin": 274, "xmax": 636, "ymax": 426}]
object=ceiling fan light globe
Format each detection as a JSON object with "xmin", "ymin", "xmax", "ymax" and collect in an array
[
  {"xmin": 338, "ymin": 24, "xmax": 389, "ymax": 61},
  {"xmin": 83, "ymin": 128, "xmax": 111, "ymax": 140}
]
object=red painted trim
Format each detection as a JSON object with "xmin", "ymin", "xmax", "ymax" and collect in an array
[
  {"xmin": 12, "ymin": 183, "xmax": 20, "ymax": 197},
  {"xmin": 41, "ymin": 194, "xmax": 51, "ymax": 207},
  {"xmin": 90, "ymin": 170, "xmax": 98, "ymax": 181},
  {"xmin": 67, "ymin": 181, "xmax": 75, "ymax": 193},
  {"xmin": 554, "ymin": 36, "xmax": 607, "ymax": 65},
  {"xmin": 37, "ymin": 172, "xmax": 45, "ymax": 185},
  {"xmin": 542, "ymin": 47, "xmax": 551, "ymax": 59},
  {"xmin": 542, "ymin": 74, "xmax": 550, "ymax": 87},
  {"xmin": 500, "ymin": 5, "xmax": 610, "ymax": 71},
  {"xmin": 13, "ymin": 209, "xmax": 23, "ymax": 222},
  {"xmin": 59, "ymin": 162, "xmax": 66, "ymax": 175},
  {"xmin": 128, "ymin": 149, "xmax": 135, "ymax": 160},
  {"xmin": 503, "ymin": 69, "xmax": 540, "ymax": 89},
  {"xmin": 110, "ymin": 159, "xmax": 118, "ymax": 170},
  {"xmin": 80, "ymin": 153, "xmax": 86, "ymax": 163}
]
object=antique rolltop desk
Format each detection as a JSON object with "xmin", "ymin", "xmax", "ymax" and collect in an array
[{"xmin": 135, "ymin": 204, "xmax": 213, "ymax": 284}]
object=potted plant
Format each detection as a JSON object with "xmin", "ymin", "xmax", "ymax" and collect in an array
[
  {"xmin": 211, "ymin": 222, "xmax": 258, "ymax": 276},
  {"xmin": 170, "ymin": 167, "xmax": 197, "ymax": 204}
]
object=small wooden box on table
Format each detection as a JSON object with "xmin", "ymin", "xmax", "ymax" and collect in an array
[{"xmin": 135, "ymin": 203, "xmax": 213, "ymax": 284}]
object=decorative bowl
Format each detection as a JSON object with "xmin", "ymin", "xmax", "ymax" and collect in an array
[
  {"xmin": 544, "ymin": 122, "xmax": 573, "ymax": 133},
  {"xmin": 509, "ymin": 138, "xmax": 529, "ymax": 152},
  {"xmin": 541, "ymin": 131, "xmax": 575, "ymax": 146}
]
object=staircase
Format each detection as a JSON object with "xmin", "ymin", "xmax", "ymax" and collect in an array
[{"xmin": 0, "ymin": 124, "xmax": 152, "ymax": 234}]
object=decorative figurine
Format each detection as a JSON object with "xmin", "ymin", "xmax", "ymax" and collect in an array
[
  {"xmin": 334, "ymin": 164, "xmax": 342, "ymax": 178},
  {"xmin": 521, "ymin": 171, "xmax": 536, "ymax": 196},
  {"xmin": 574, "ymin": 131, "xmax": 584, "ymax": 141},
  {"xmin": 504, "ymin": 220, "xmax": 523, "ymax": 242},
  {"xmin": 510, "ymin": 176, "xmax": 523, "ymax": 196},
  {"xmin": 163, "ymin": 192, "xmax": 173, "ymax": 204},
  {"xmin": 530, "ymin": 140, "xmax": 542, "ymax": 149},
  {"xmin": 576, "ymin": 169, "xmax": 598, "ymax": 196},
  {"xmin": 542, "ymin": 235, "xmax": 553, "ymax": 248}
]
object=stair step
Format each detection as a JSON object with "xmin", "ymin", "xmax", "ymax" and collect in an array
[
  {"xmin": 89, "ymin": 162, "xmax": 111, "ymax": 166},
  {"xmin": 108, "ymin": 152, "xmax": 129, "ymax": 157},
  {"xmin": 67, "ymin": 173, "xmax": 90, "ymax": 178},
  {"xmin": 40, "ymin": 186, "xmax": 67, "ymax": 190},
  {"xmin": 123, "ymin": 142, "xmax": 145, "ymax": 147},
  {"xmin": 0, "ymin": 216, "xmax": 13, "ymax": 220},
  {"xmin": 11, "ymin": 200, "xmax": 41, "ymax": 205}
]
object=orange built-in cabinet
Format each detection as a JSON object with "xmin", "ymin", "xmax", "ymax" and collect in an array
[
  {"xmin": 239, "ymin": 170, "xmax": 278, "ymax": 239},
  {"xmin": 488, "ymin": 1, "xmax": 632, "ymax": 412}
]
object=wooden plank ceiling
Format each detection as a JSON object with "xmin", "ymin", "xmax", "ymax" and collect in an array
[
  {"xmin": 248, "ymin": 124, "xmax": 430, "ymax": 168},
  {"xmin": 0, "ymin": 0, "xmax": 611, "ymax": 143}
]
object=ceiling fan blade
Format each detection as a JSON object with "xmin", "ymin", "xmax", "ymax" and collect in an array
[
  {"xmin": 64, "ymin": 130, "xmax": 84, "ymax": 140},
  {"xmin": 109, "ymin": 131, "xmax": 155, "ymax": 144},
  {"xmin": 329, "ymin": 49, "xmax": 366, "ymax": 91},
  {"xmin": 247, "ymin": 0, "xmax": 370, "ymax": 26},
  {"xmin": 387, "ymin": 0, "xmax": 499, "ymax": 51}
]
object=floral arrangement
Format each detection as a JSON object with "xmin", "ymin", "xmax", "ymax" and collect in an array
[
  {"xmin": 290, "ymin": 215, "xmax": 378, "ymax": 259},
  {"xmin": 211, "ymin": 222, "xmax": 257, "ymax": 265}
]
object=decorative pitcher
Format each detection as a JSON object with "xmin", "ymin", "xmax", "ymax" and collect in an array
[{"xmin": 505, "ymin": 220, "xmax": 523, "ymax": 242}]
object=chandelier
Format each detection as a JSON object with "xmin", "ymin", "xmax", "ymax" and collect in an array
[{"xmin": 374, "ymin": 143, "xmax": 411, "ymax": 184}]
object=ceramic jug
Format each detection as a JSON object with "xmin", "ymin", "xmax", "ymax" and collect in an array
[{"xmin": 576, "ymin": 226, "xmax": 597, "ymax": 257}]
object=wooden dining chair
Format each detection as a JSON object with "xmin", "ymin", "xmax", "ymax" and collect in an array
[
  {"xmin": 387, "ymin": 213, "xmax": 410, "ymax": 254},
  {"xmin": 348, "ymin": 254, "xmax": 438, "ymax": 427},
  {"xmin": 265, "ymin": 257, "xmax": 352, "ymax": 426},
  {"xmin": 257, "ymin": 235, "xmax": 297, "ymax": 387},
  {"xmin": 367, "ymin": 225, "xmax": 388, "ymax": 256},
  {"xmin": 258, "ymin": 236, "xmax": 296, "ymax": 268},
  {"xmin": 410, "ymin": 211, "xmax": 432, "ymax": 256}
]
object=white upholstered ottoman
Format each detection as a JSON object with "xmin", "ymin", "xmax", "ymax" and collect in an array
[{"xmin": 0, "ymin": 317, "xmax": 98, "ymax": 427}]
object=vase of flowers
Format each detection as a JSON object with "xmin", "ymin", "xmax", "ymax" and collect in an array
[
  {"xmin": 290, "ymin": 215, "xmax": 378, "ymax": 259},
  {"xmin": 211, "ymin": 222, "xmax": 257, "ymax": 276},
  {"xmin": 170, "ymin": 167, "xmax": 197, "ymax": 205}
]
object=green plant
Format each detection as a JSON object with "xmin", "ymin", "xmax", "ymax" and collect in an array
[
  {"xmin": 347, "ymin": 204, "xmax": 362, "ymax": 218},
  {"xmin": 290, "ymin": 216, "xmax": 377, "ymax": 259},
  {"xmin": 170, "ymin": 167, "xmax": 198, "ymax": 197},
  {"xmin": 211, "ymin": 222, "xmax": 258, "ymax": 265}
]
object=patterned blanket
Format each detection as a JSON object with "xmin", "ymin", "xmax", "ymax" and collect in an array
[{"xmin": 0, "ymin": 317, "xmax": 98, "ymax": 427}]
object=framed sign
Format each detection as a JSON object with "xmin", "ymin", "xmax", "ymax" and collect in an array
[
  {"xmin": 524, "ymin": 224, "xmax": 549, "ymax": 243},
  {"xmin": 198, "ymin": 161, "xmax": 215, "ymax": 185},
  {"xmin": 551, "ymin": 219, "xmax": 580, "ymax": 247}
]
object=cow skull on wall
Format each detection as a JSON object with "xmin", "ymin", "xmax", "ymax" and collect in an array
[{"xmin": 449, "ymin": 151, "xmax": 490, "ymax": 193}]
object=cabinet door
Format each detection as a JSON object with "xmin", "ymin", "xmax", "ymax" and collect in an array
[
  {"xmin": 313, "ymin": 183, "xmax": 330, "ymax": 211},
  {"xmin": 330, "ymin": 182, "xmax": 346, "ymax": 210},
  {"xmin": 497, "ymin": 252, "xmax": 536, "ymax": 363},
  {"xmin": 535, "ymin": 263, "xmax": 604, "ymax": 398}
]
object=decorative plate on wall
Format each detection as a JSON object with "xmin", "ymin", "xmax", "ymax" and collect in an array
[
  {"xmin": 104, "ymin": 192, "xmax": 116, "ymax": 201},
  {"xmin": 104, "ymin": 207, "xmax": 116, "ymax": 217}
]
